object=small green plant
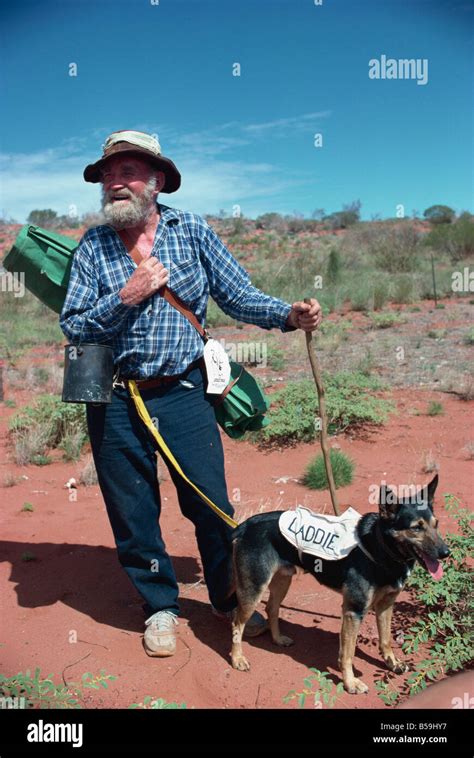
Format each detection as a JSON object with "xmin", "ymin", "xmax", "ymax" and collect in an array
[
  {"xmin": 373, "ymin": 277, "xmax": 391, "ymax": 310},
  {"xmin": 3, "ymin": 399, "xmax": 16, "ymax": 408},
  {"xmin": 266, "ymin": 342, "xmax": 286, "ymax": 372},
  {"xmin": 427, "ymin": 329, "xmax": 447, "ymax": 339},
  {"xmin": 462, "ymin": 327, "xmax": 474, "ymax": 346},
  {"xmin": 303, "ymin": 449, "xmax": 354, "ymax": 490},
  {"xmin": 400, "ymin": 495, "xmax": 473, "ymax": 694},
  {"xmin": 283, "ymin": 668, "xmax": 344, "ymax": 708},
  {"xmin": 355, "ymin": 348, "xmax": 374, "ymax": 376},
  {"xmin": 60, "ymin": 426, "xmax": 87, "ymax": 462},
  {"xmin": 368, "ymin": 312, "xmax": 403, "ymax": 329},
  {"xmin": 0, "ymin": 669, "xmax": 117, "ymax": 709},
  {"xmin": 32, "ymin": 367, "xmax": 50, "ymax": 385},
  {"xmin": 128, "ymin": 697, "xmax": 188, "ymax": 709},
  {"xmin": 427, "ymin": 401, "xmax": 444, "ymax": 416},
  {"xmin": 374, "ymin": 677, "xmax": 401, "ymax": 707},
  {"xmin": 31, "ymin": 454, "xmax": 52, "ymax": 466},
  {"xmin": 21, "ymin": 502, "xmax": 34, "ymax": 512}
]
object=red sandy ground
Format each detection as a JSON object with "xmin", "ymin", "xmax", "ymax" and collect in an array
[{"xmin": 1, "ymin": 380, "xmax": 472, "ymax": 710}]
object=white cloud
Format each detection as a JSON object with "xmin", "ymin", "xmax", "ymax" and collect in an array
[{"xmin": 0, "ymin": 113, "xmax": 328, "ymax": 222}]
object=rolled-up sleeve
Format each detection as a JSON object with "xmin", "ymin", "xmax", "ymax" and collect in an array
[
  {"xmin": 199, "ymin": 220, "xmax": 295, "ymax": 333},
  {"xmin": 59, "ymin": 235, "xmax": 132, "ymax": 343}
]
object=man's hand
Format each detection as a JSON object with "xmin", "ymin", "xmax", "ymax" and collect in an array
[
  {"xmin": 119, "ymin": 258, "xmax": 169, "ymax": 306},
  {"xmin": 285, "ymin": 298, "xmax": 322, "ymax": 331}
]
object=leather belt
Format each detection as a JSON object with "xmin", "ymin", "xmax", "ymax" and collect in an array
[{"xmin": 123, "ymin": 357, "xmax": 204, "ymax": 391}]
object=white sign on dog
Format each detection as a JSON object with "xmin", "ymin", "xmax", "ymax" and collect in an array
[{"xmin": 279, "ymin": 505, "xmax": 362, "ymax": 560}]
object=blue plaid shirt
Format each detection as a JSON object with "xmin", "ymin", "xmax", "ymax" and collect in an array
[{"xmin": 60, "ymin": 203, "xmax": 295, "ymax": 378}]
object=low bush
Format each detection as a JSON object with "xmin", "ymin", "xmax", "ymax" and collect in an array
[
  {"xmin": 260, "ymin": 372, "xmax": 393, "ymax": 446},
  {"xmin": 303, "ymin": 449, "xmax": 354, "ymax": 489}
]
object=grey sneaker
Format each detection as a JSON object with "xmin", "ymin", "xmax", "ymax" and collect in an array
[
  {"xmin": 143, "ymin": 610, "xmax": 178, "ymax": 657},
  {"xmin": 211, "ymin": 606, "xmax": 268, "ymax": 638}
]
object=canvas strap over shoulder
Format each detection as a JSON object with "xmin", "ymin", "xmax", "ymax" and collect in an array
[{"xmin": 116, "ymin": 228, "xmax": 208, "ymax": 340}]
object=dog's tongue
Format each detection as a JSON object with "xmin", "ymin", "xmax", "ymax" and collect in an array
[{"xmin": 421, "ymin": 552, "xmax": 443, "ymax": 581}]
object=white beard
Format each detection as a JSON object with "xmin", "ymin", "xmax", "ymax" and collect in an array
[{"xmin": 101, "ymin": 176, "xmax": 157, "ymax": 229}]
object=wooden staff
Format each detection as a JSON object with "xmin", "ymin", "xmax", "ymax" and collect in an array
[{"xmin": 303, "ymin": 297, "xmax": 340, "ymax": 516}]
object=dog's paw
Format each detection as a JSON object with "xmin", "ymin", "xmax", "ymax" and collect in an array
[
  {"xmin": 273, "ymin": 634, "xmax": 294, "ymax": 647},
  {"xmin": 231, "ymin": 654, "xmax": 251, "ymax": 672},
  {"xmin": 385, "ymin": 654, "xmax": 408, "ymax": 674},
  {"xmin": 345, "ymin": 678, "xmax": 369, "ymax": 695}
]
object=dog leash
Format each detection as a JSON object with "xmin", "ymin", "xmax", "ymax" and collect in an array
[
  {"xmin": 127, "ymin": 379, "xmax": 238, "ymax": 529},
  {"xmin": 116, "ymin": 228, "xmax": 237, "ymax": 529}
]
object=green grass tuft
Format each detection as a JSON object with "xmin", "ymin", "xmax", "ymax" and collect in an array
[{"xmin": 303, "ymin": 449, "xmax": 354, "ymax": 490}]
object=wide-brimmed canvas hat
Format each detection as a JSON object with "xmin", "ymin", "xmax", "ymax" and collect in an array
[{"xmin": 83, "ymin": 130, "xmax": 181, "ymax": 193}]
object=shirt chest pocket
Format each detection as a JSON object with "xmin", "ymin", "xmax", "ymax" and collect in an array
[{"xmin": 169, "ymin": 257, "xmax": 203, "ymax": 304}]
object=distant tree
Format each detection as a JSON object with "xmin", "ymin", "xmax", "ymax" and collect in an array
[
  {"xmin": 423, "ymin": 205, "xmax": 456, "ymax": 225},
  {"xmin": 255, "ymin": 212, "xmax": 285, "ymax": 231},
  {"xmin": 311, "ymin": 208, "xmax": 325, "ymax": 222},
  {"xmin": 323, "ymin": 200, "xmax": 361, "ymax": 230},
  {"xmin": 286, "ymin": 214, "xmax": 306, "ymax": 234},
  {"xmin": 27, "ymin": 209, "xmax": 58, "ymax": 228}
]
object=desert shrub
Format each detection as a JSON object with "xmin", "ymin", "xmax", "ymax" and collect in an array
[
  {"xmin": 13, "ymin": 424, "xmax": 54, "ymax": 466},
  {"xmin": 303, "ymin": 449, "xmax": 354, "ymax": 489},
  {"xmin": 376, "ymin": 496, "xmax": 473, "ymax": 705},
  {"xmin": 261, "ymin": 372, "xmax": 393, "ymax": 446},
  {"xmin": 391, "ymin": 273, "xmax": 416, "ymax": 304},
  {"xmin": 255, "ymin": 212, "xmax": 287, "ymax": 233},
  {"xmin": 349, "ymin": 279, "xmax": 374, "ymax": 311},
  {"xmin": 79, "ymin": 455, "xmax": 98, "ymax": 486},
  {"xmin": 9, "ymin": 395, "xmax": 87, "ymax": 454},
  {"xmin": 0, "ymin": 669, "xmax": 117, "ymax": 709},
  {"xmin": 325, "ymin": 248, "xmax": 342, "ymax": 285},
  {"xmin": 401, "ymin": 496, "xmax": 473, "ymax": 692},
  {"xmin": 424, "ymin": 216, "xmax": 474, "ymax": 261},
  {"xmin": 462, "ymin": 327, "xmax": 474, "ymax": 345},
  {"xmin": 364, "ymin": 225, "xmax": 421, "ymax": 273},
  {"xmin": 373, "ymin": 276, "xmax": 391, "ymax": 310},
  {"xmin": 368, "ymin": 312, "xmax": 404, "ymax": 329}
]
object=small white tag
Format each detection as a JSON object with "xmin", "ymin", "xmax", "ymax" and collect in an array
[{"xmin": 203, "ymin": 339, "xmax": 231, "ymax": 394}]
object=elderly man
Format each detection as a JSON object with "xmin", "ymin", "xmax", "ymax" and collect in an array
[{"xmin": 60, "ymin": 130, "xmax": 322, "ymax": 657}]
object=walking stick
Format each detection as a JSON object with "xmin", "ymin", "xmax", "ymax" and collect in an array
[{"xmin": 303, "ymin": 297, "xmax": 340, "ymax": 516}]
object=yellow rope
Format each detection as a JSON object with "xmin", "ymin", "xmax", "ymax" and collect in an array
[{"xmin": 127, "ymin": 380, "xmax": 238, "ymax": 529}]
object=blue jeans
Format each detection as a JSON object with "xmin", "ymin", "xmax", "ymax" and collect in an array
[{"xmin": 86, "ymin": 363, "xmax": 237, "ymax": 618}]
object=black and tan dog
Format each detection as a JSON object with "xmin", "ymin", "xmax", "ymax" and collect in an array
[{"xmin": 229, "ymin": 474, "xmax": 450, "ymax": 693}]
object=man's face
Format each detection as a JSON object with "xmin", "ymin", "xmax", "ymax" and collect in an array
[{"xmin": 100, "ymin": 156, "xmax": 165, "ymax": 229}]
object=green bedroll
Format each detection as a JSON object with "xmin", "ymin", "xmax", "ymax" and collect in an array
[{"xmin": 3, "ymin": 225, "xmax": 78, "ymax": 314}]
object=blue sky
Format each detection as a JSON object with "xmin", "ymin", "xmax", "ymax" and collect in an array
[{"xmin": 0, "ymin": 0, "xmax": 472, "ymax": 223}]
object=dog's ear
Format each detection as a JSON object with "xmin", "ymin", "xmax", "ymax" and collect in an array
[
  {"xmin": 426, "ymin": 473, "xmax": 438, "ymax": 509},
  {"xmin": 379, "ymin": 484, "xmax": 399, "ymax": 520}
]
